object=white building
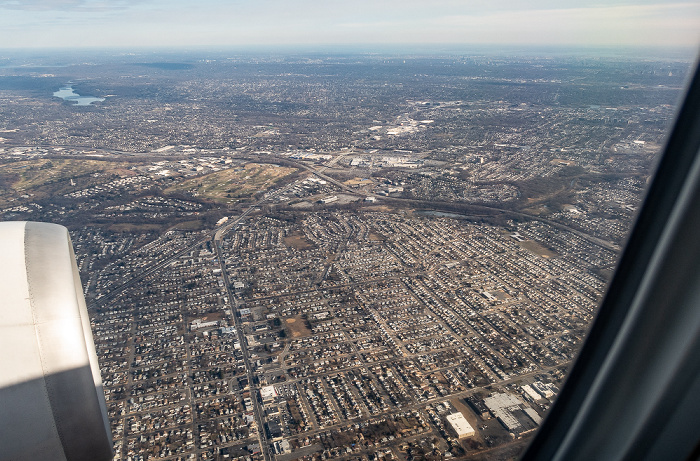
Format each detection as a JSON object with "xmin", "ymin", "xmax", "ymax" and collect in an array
[
  {"xmin": 445, "ymin": 412, "xmax": 475, "ymax": 439},
  {"xmin": 320, "ymin": 195, "xmax": 338, "ymax": 204},
  {"xmin": 260, "ymin": 385, "xmax": 278, "ymax": 402},
  {"xmin": 190, "ymin": 319, "xmax": 219, "ymax": 331}
]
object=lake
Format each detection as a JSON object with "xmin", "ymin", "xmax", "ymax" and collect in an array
[{"xmin": 53, "ymin": 85, "xmax": 105, "ymax": 106}]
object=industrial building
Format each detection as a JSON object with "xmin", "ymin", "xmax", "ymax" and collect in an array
[{"xmin": 484, "ymin": 392, "xmax": 540, "ymax": 437}]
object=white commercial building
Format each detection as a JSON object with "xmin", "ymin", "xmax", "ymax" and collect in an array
[
  {"xmin": 260, "ymin": 385, "xmax": 278, "ymax": 402},
  {"xmin": 445, "ymin": 412, "xmax": 475, "ymax": 439}
]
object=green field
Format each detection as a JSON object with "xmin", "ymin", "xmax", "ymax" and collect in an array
[
  {"xmin": 0, "ymin": 158, "xmax": 133, "ymax": 204},
  {"xmin": 165, "ymin": 163, "xmax": 298, "ymax": 203}
]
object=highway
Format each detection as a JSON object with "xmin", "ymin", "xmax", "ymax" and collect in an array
[{"xmin": 279, "ymin": 155, "xmax": 620, "ymax": 253}]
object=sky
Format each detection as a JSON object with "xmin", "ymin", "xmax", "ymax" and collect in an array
[{"xmin": 0, "ymin": 0, "xmax": 698, "ymax": 50}]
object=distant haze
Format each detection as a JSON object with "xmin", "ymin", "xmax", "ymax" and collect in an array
[{"xmin": 0, "ymin": 0, "xmax": 698, "ymax": 49}]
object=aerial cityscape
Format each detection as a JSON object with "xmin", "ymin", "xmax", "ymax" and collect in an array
[{"xmin": 0, "ymin": 48, "xmax": 691, "ymax": 460}]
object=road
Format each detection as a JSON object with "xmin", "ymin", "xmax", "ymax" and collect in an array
[
  {"xmin": 208, "ymin": 179, "xmax": 308, "ymax": 461},
  {"xmin": 215, "ymin": 238, "xmax": 273, "ymax": 460}
]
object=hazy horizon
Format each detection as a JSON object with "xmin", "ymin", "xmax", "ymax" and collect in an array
[
  {"xmin": 0, "ymin": 1, "xmax": 698, "ymax": 50},
  {"xmin": 1, "ymin": 43, "xmax": 698, "ymax": 65}
]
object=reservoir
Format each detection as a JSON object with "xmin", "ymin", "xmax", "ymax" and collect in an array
[{"xmin": 53, "ymin": 85, "xmax": 104, "ymax": 106}]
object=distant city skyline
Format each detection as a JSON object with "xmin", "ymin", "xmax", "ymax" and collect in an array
[{"xmin": 0, "ymin": 0, "xmax": 698, "ymax": 50}]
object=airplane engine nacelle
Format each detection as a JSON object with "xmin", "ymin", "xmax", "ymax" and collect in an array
[{"xmin": 0, "ymin": 221, "xmax": 113, "ymax": 461}]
